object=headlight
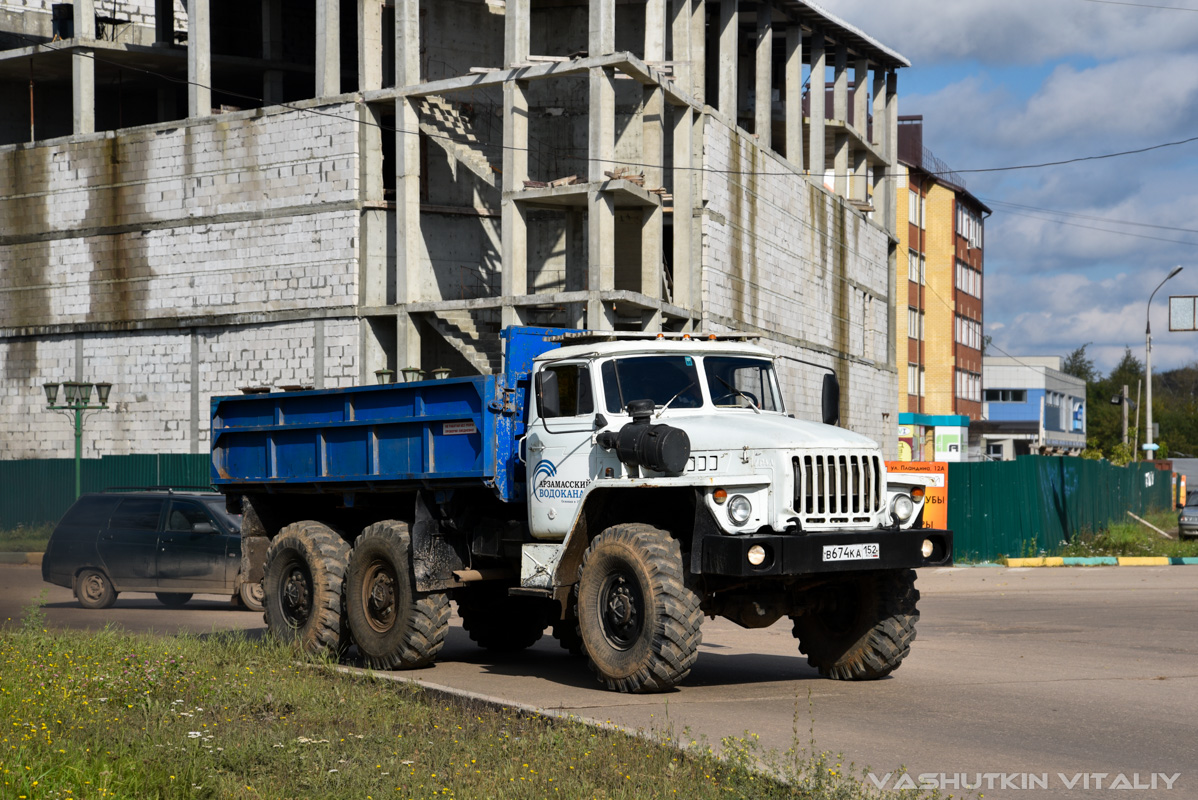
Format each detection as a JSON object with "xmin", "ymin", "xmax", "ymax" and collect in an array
[
  {"xmin": 891, "ymin": 493, "xmax": 915, "ymax": 523},
  {"xmin": 728, "ymin": 495, "xmax": 752, "ymax": 525}
]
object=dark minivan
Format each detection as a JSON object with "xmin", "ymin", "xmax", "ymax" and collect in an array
[{"xmin": 42, "ymin": 489, "xmax": 263, "ymax": 611}]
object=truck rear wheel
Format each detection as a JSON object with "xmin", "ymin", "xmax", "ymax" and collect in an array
[
  {"xmin": 456, "ymin": 586, "xmax": 551, "ymax": 652},
  {"xmin": 791, "ymin": 569, "xmax": 919, "ymax": 680},
  {"xmin": 576, "ymin": 524, "xmax": 702, "ymax": 693},
  {"xmin": 263, "ymin": 521, "xmax": 351, "ymax": 656},
  {"xmin": 345, "ymin": 521, "xmax": 450, "ymax": 669}
]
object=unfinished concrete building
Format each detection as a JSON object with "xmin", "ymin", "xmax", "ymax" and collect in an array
[{"xmin": 0, "ymin": 0, "xmax": 907, "ymax": 460}]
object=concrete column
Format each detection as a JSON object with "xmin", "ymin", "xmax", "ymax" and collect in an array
[
  {"xmin": 718, "ymin": 0, "xmax": 738, "ymax": 119},
  {"xmin": 395, "ymin": 0, "xmax": 419, "ymax": 88},
  {"xmin": 587, "ymin": 66, "xmax": 617, "ymax": 330},
  {"xmin": 784, "ymin": 22, "xmax": 802, "ymax": 170},
  {"xmin": 154, "ymin": 0, "xmax": 173, "ymax": 45},
  {"xmin": 853, "ymin": 58, "xmax": 869, "ymax": 134},
  {"xmin": 871, "ymin": 67, "xmax": 888, "ymax": 222},
  {"xmin": 645, "ymin": 0, "xmax": 667, "ymax": 62},
  {"xmin": 72, "ymin": 0, "xmax": 94, "ymax": 134},
  {"xmin": 808, "ymin": 27, "xmax": 825, "ymax": 178},
  {"xmin": 754, "ymin": 0, "xmax": 773, "ymax": 149},
  {"xmin": 691, "ymin": 0, "xmax": 705, "ymax": 103},
  {"xmin": 671, "ymin": 0, "xmax": 691, "ymax": 96},
  {"xmin": 886, "ymin": 70, "xmax": 898, "ymax": 233},
  {"xmin": 262, "ymin": 0, "xmax": 284, "ymax": 104},
  {"xmin": 565, "ymin": 210, "xmax": 586, "ymax": 328},
  {"xmin": 504, "ymin": 0, "xmax": 529, "ymax": 66},
  {"xmin": 642, "ymin": 84, "xmax": 665, "ymax": 311},
  {"xmin": 501, "ymin": 80, "xmax": 529, "ymax": 328},
  {"xmin": 316, "ymin": 0, "xmax": 341, "ymax": 97},
  {"xmin": 591, "ymin": 0, "xmax": 616, "ymax": 55},
  {"xmin": 186, "ymin": 0, "xmax": 210, "ymax": 117},
  {"xmin": 671, "ymin": 104, "xmax": 694, "ymax": 314},
  {"xmin": 395, "ymin": 0, "xmax": 421, "ymax": 366},
  {"xmin": 832, "ymin": 44, "xmax": 848, "ymax": 197},
  {"xmin": 358, "ymin": 0, "xmax": 382, "ymax": 92}
]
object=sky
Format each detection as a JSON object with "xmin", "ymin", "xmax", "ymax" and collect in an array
[{"xmin": 822, "ymin": 0, "xmax": 1198, "ymax": 376}]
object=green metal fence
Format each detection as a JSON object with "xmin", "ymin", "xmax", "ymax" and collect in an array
[
  {"xmin": 0, "ymin": 454, "xmax": 211, "ymax": 529},
  {"xmin": 947, "ymin": 456, "xmax": 1173, "ymax": 562}
]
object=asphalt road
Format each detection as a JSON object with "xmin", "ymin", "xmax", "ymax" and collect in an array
[{"xmin": 4, "ymin": 564, "xmax": 1196, "ymax": 799}]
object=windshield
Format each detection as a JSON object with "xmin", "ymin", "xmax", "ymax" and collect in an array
[
  {"xmin": 1187, "ymin": 491, "xmax": 1198, "ymax": 508},
  {"xmin": 601, "ymin": 356, "xmax": 704, "ymax": 413},
  {"xmin": 704, "ymin": 356, "xmax": 782, "ymax": 411}
]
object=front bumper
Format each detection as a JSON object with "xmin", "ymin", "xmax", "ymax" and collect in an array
[{"xmin": 701, "ymin": 528, "xmax": 953, "ymax": 577}]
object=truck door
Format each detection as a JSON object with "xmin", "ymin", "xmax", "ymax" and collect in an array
[
  {"xmin": 157, "ymin": 499, "xmax": 236, "ymax": 591},
  {"xmin": 98, "ymin": 497, "xmax": 165, "ymax": 590},
  {"xmin": 526, "ymin": 361, "xmax": 598, "ymax": 539}
]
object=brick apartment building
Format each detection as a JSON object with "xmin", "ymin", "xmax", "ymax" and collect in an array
[{"xmin": 893, "ymin": 115, "xmax": 989, "ymax": 462}]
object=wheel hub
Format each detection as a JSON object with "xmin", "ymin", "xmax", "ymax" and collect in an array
[
  {"xmin": 599, "ymin": 572, "xmax": 642, "ymax": 650},
  {"xmin": 363, "ymin": 562, "xmax": 397, "ymax": 634},
  {"xmin": 281, "ymin": 566, "xmax": 311, "ymax": 627}
]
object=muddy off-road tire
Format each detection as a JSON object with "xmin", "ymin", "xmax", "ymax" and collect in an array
[
  {"xmin": 262, "ymin": 521, "xmax": 351, "ymax": 656},
  {"xmin": 345, "ymin": 521, "xmax": 450, "ymax": 669},
  {"xmin": 791, "ymin": 569, "xmax": 919, "ymax": 680},
  {"xmin": 156, "ymin": 592, "xmax": 192, "ymax": 608},
  {"xmin": 576, "ymin": 524, "xmax": 702, "ymax": 693},
  {"xmin": 456, "ymin": 586, "xmax": 552, "ymax": 653},
  {"xmin": 75, "ymin": 569, "xmax": 117, "ymax": 609}
]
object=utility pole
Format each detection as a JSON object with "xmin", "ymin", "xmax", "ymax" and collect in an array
[{"xmin": 1122, "ymin": 384, "xmax": 1129, "ymax": 445}]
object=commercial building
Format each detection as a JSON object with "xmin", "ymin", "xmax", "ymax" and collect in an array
[
  {"xmin": 978, "ymin": 356, "xmax": 1087, "ymax": 459},
  {"xmin": 893, "ymin": 115, "xmax": 988, "ymax": 461},
  {"xmin": 2, "ymin": 1, "xmax": 909, "ymax": 460}
]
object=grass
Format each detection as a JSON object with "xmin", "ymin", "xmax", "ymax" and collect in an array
[
  {"xmin": 0, "ymin": 525, "xmax": 52, "ymax": 554},
  {"xmin": 1058, "ymin": 508, "xmax": 1198, "ymax": 559},
  {"xmin": 1, "ymin": 601, "xmax": 942, "ymax": 800}
]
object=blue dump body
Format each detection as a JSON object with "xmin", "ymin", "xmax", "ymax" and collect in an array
[{"xmin": 210, "ymin": 327, "xmax": 572, "ymax": 503}]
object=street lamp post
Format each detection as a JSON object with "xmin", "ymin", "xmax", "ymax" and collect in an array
[
  {"xmin": 1146, "ymin": 266, "xmax": 1182, "ymax": 457},
  {"xmin": 44, "ymin": 380, "xmax": 113, "ymax": 499}
]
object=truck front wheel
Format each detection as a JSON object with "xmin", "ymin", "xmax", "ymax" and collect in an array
[
  {"xmin": 576, "ymin": 524, "xmax": 702, "ymax": 693},
  {"xmin": 345, "ymin": 521, "xmax": 450, "ymax": 669},
  {"xmin": 263, "ymin": 521, "xmax": 351, "ymax": 656},
  {"xmin": 790, "ymin": 569, "xmax": 919, "ymax": 680}
]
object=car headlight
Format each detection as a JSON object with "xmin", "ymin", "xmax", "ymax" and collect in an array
[
  {"xmin": 891, "ymin": 493, "xmax": 915, "ymax": 523},
  {"xmin": 728, "ymin": 495, "xmax": 752, "ymax": 525}
]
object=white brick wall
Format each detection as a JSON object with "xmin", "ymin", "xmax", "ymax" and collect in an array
[
  {"xmin": 0, "ymin": 319, "xmax": 360, "ymax": 460},
  {"xmin": 701, "ymin": 115, "xmax": 898, "ymax": 453}
]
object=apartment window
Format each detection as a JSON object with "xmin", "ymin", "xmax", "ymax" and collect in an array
[
  {"xmin": 909, "ymin": 189, "xmax": 924, "ymax": 229},
  {"xmin": 956, "ymin": 260, "xmax": 982, "ymax": 299},
  {"xmin": 957, "ymin": 204, "xmax": 984, "ymax": 249},
  {"xmin": 956, "ymin": 370, "xmax": 981, "ymax": 403},
  {"xmin": 955, "ymin": 315, "xmax": 982, "ymax": 351},
  {"xmin": 907, "ymin": 249, "xmax": 923, "ymax": 284},
  {"xmin": 907, "ymin": 308, "xmax": 924, "ymax": 340},
  {"xmin": 906, "ymin": 364, "xmax": 926, "ymax": 397},
  {"xmin": 984, "ymin": 389, "xmax": 1027, "ymax": 403}
]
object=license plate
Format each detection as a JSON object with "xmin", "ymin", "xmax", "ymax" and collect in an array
[{"xmin": 822, "ymin": 543, "xmax": 880, "ymax": 562}]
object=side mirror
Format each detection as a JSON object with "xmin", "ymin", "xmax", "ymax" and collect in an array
[
  {"xmin": 192, "ymin": 521, "xmax": 217, "ymax": 534},
  {"xmin": 821, "ymin": 373, "xmax": 840, "ymax": 426},
  {"xmin": 535, "ymin": 370, "xmax": 560, "ymax": 419}
]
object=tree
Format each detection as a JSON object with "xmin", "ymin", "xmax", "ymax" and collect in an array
[{"xmin": 1061, "ymin": 343, "xmax": 1099, "ymax": 383}]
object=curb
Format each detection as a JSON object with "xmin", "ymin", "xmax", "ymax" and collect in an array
[
  {"xmin": 0, "ymin": 552, "xmax": 42, "ymax": 566},
  {"xmin": 1004, "ymin": 556, "xmax": 1198, "ymax": 568}
]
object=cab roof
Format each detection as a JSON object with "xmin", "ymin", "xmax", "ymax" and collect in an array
[{"xmin": 538, "ymin": 337, "xmax": 776, "ymax": 362}]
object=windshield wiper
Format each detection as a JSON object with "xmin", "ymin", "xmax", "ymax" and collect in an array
[
  {"xmin": 656, "ymin": 382, "xmax": 696, "ymax": 418},
  {"xmin": 713, "ymin": 376, "xmax": 761, "ymax": 413}
]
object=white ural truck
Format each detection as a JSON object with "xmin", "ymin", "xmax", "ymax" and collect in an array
[{"xmin": 212, "ymin": 327, "xmax": 953, "ymax": 694}]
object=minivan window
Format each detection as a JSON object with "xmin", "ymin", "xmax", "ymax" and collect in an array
[
  {"xmin": 109, "ymin": 497, "xmax": 165, "ymax": 531},
  {"xmin": 57, "ymin": 496, "xmax": 121, "ymax": 528}
]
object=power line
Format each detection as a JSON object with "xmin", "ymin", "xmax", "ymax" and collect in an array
[
  {"xmin": 980, "ymin": 198, "xmax": 1198, "ymax": 236},
  {"xmin": 996, "ymin": 207, "xmax": 1198, "ymax": 247},
  {"xmin": 1074, "ymin": 0, "xmax": 1198, "ymax": 10}
]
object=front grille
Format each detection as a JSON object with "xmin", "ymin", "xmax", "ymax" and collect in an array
[{"xmin": 793, "ymin": 452, "xmax": 883, "ymax": 525}]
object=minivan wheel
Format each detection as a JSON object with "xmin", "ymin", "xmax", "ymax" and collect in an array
[
  {"xmin": 76, "ymin": 569, "xmax": 117, "ymax": 609},
  {"xmin": 238, "ymin": 580, "xmax": 265, "ymax": 612},
  {"xmin": 155, "ymin": 592, "xmax": 192, "ymax": 608}
]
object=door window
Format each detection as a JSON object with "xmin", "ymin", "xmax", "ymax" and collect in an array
[
  {"xmin": 109, "ymin": 498, "xmax": 165, "ymax": 531},
  {"xmin": 538, "ymin": 363, "xmax": 595, "ymax": 419},
  {"xmin": 166, "ymin": 501, "xmax": 217, "ymax": 533}
]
